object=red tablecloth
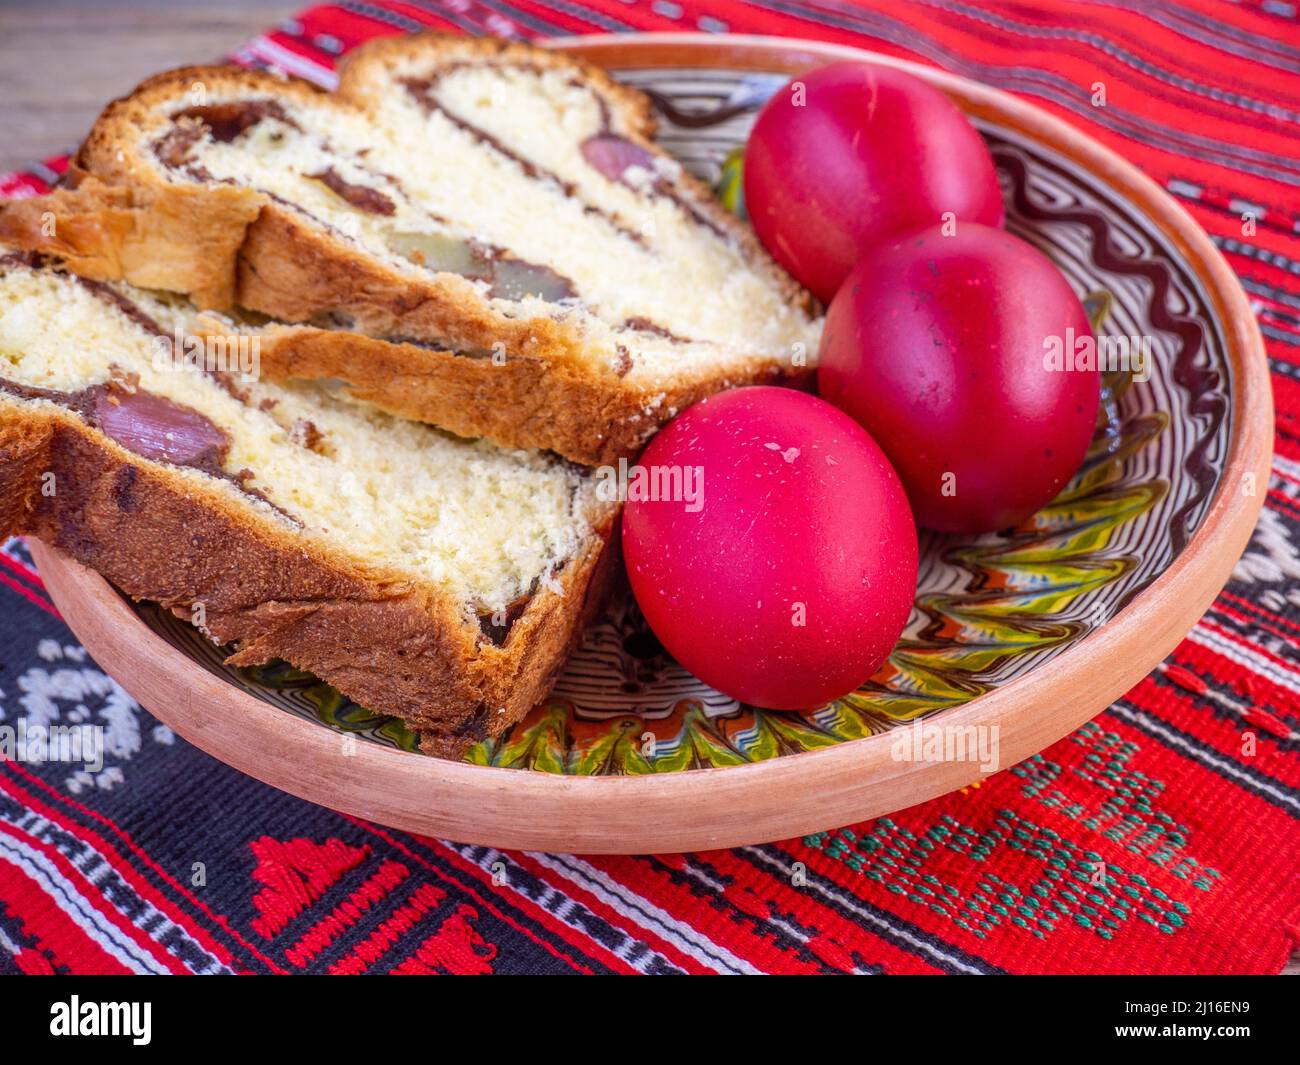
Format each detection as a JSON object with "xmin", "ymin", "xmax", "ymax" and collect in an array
[{"xmin": 1, "ymin": 0, "xmax": 1297, "ymax": 974}]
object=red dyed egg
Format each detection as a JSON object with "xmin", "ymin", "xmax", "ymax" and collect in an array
[
  {"xmin": 621, "ymin": 387, "xmax": 917, "ymax": 709},
  {"xmin": 818, "ymin": 223, "xmax": 1100, "ymax": 533},
  {"xmin": 744, "ymin": 61, "xmax": 1004, "ymax": 303}
]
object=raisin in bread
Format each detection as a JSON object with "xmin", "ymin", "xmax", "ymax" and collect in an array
[
  {"xmin": 0, "ymin": 35, "xmax": 821, "ymax": 465},
  {"xmin": 0, "ymin": 251, "xmax": 616, "ymax": 756}
]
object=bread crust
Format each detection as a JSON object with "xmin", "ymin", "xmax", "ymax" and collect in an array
[
  {"xmin": 0, "ymin": 171, "xmax": 262, "ymax": 308},
  {"xmin": 193, "ymin": 315, "xmax": 798, "ymax": 465},
  {"xmin": 338, "ymin": 32, "xmax": 661, "ymax": 142},
  {"xmin": 232, "ymin": 205, "xmax": 809, "ymax": 463},
  {"xmin": 0, "ymin": 36, "xmax": 819, "ymax": 464},
  {"xmin": 0, "ymin": 396, "xmax": 615, "ymax": 757},
  {"xmin": 338, "ymin": 32, "xmax": 816, "ymax": 318}
]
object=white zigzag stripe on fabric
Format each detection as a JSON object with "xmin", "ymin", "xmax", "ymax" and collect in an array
[
  {"xmin": 1273, "ymin": 453, "xmax": 1300, "ymax": 486},
  {"xmin": 742, "ymin": 846, "xmax": 992, "ymax": 974},
  {"xmin": 0, "ymin": 924, "xmax": 25, "ymax": 959},
  {"xmin": 528, "ymin": 851, "xmax": 764, "ymax": 974},
  {"xmin": 1189, "ymin": 621, "xmax": 1300, "ymax": 697},
  {"xmin": 0, "ymin": 785, "xmax": 233, "ymax": 974},
  {"xmin": 665, "ymin": 851, "xmax": 880, "ymax": 973},
  {"xmin": 0, "ymin": 832, "xmax": 165, "ymax": 974},
  {"xmin": 244, "ymin": 35, "xmax": 339, "ymax": 88},
  {"xmin": 433, "ymin": 841, "xmax": 687, "ymax": 973}
]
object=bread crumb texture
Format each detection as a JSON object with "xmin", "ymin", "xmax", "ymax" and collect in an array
[{"xmin": 0, "ymin": 264, "xmax": 597, "ymax": 614}]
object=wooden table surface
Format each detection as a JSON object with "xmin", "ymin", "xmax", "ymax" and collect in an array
[
  {"xmin": 0, "ymin": 0, "xmax": 295, "ymax": 173},
  {"xmin": 2, "ymin": 0, "xmax": 1296, "ymax": 976}
]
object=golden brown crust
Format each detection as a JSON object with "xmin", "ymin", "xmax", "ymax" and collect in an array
[
  {"xmin": 0, "ymin": 175, "xmax": 262, "ymax": 308},
  {"xmin": 16, "ymin": 64, "xmax": 301, "ymax": 306},
  {"xmin": 339, "ymin": 33, "xmax": 815, "ymax": 318},
  {"xmin": 76, "ymin": 62, "xmax": 339, "ymax": 181},
  {"xmin": 247, "ymin": 324, "xmax": 650, "ymax": 465},
  {"xmin": 234, "ymin": 203, "xmax": 591, "ymax": 373},
  {"xmin": 0, "ymin": 396, "xmax": 615, "ymax": 758},
  {"xmin": 0, "ymin": 37, "xmax": 820, "ymax": 464},
  {"xmin": 235, "ymin": 321, "xmax": 804, "ymax": 465},
  {"xmin": 232, "ymin": 205, "xmax": 814, "ymax": 463},
  {"xmin": 338, "ymin": 32, "xmax": 660, "ymax": 141}
]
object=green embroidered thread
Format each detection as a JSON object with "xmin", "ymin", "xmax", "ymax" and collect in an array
[
  {"xmin": 1012, "ymin": 721, "xmax": 1222, "ymax": 890},
  {"xmin": 804, "ymin": 726, "xmax": 1217, "ymax": 940}
]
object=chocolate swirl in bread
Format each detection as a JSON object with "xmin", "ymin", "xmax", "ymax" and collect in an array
[
  {"xmin": 0, "ymin": 35, "xmax": 821, "ymax": 465},
  {"xmin": 0, "ymin": 253, "xmax": 616, "ymax": 756}
]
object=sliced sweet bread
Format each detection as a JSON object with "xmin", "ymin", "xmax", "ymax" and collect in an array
[
  {"xmin": 173, "ymin": 307, "xmax": 790, "ymax": 468},
  {"xmin": 0, "ymin": 35, "xmax": 820, "ymax": 465},
  {"xmin": 0, "ymin": 251, "xmax": 616, "ymax": 756}
]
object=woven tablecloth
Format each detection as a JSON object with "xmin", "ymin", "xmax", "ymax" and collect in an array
[{"xmin": 1, "ymin": 0, "xmax": 1297, "ymax": 975}]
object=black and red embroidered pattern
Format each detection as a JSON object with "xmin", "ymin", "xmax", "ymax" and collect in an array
[{"xmin": 1, "ymin": 0, "xmax": 1298, "ymax": 974}]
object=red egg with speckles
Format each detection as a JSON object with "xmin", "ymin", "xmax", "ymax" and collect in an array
[
  {"xmin": 744, "ymin": 61, "xmax": 1004, "ymax": 302},
  {"xmin": 818, "ymin": 224, "xmax": 1100, "ymax": 533},
  {"xmin": 622, "ymin": 387, "xmax": 917, "ymax": 709}
]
